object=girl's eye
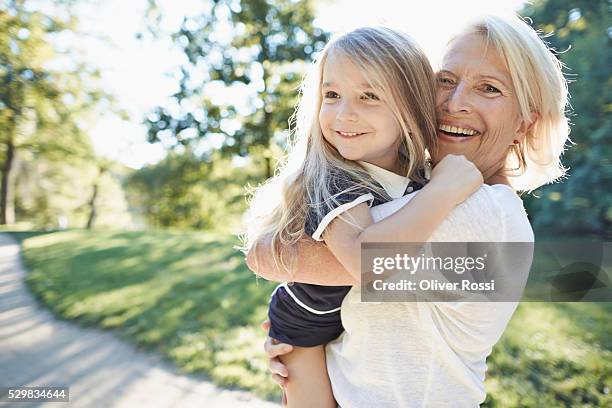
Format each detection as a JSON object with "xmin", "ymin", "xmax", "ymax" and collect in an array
[
  {"xmin": 324, "ymin": 91, "xmax": 340, "ymax": 99},
  {"xmin": 361, "ymin": 92, "xmax": 380, "ymax": 101},
  {"xmin": 483, "ymin": 84, "xmax": 501, "ymax": 94},
  {"xmin": 437, "ymin": 77, "xmax": 455, "ymax": 86}
]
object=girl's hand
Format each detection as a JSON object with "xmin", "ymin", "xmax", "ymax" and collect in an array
[
  {"xmin": 429, "ymin": 154, "xmax": 483, "ymax": 205},
  {"xmin": 261, "ymin": 320, "xmax": 293, "ymax": 388}
]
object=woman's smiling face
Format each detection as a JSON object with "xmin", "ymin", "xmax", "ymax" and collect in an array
[{"xmin": 435, "ymin": 33, "xmax": 527, "ymax": 180}]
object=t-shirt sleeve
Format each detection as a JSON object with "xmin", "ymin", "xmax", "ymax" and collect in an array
[
  {"xmin": 491, "ymin": 184, "xmax": 535, "ymax": 243},
  {"xmin": 305, "ymin": 173, "xmax": 377, "ymax": 242}
]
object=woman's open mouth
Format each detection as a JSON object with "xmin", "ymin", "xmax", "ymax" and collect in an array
[{"xmin": 437, "ymin": 124, "xmax": 479, "ymax": 142}]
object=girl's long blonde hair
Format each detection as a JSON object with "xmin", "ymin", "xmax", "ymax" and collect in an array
[{"xmin": 244, "ymin": 27, "xmax": 437, "ymax": 275}]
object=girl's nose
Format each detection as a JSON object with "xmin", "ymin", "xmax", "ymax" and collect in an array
[{"xmin": 336, "ymin": 100, "xmax": 358, "ymax": 122}]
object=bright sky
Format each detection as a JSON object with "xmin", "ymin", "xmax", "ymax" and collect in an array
[{"xmin": 75, "ymin": 0, "xmax": 526, "ymax": 169}]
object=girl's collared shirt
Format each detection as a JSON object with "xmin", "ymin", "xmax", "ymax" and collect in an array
[{"xmin": 308, "ymin": 162, "xmax": 424, "ymax": 241}]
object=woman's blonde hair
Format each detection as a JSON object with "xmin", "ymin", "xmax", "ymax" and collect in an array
[
  {"xmin": 458, "ymin": 14, "xmax": 571, "ymax": 192},
  {"xmin": 244, "ymin": 26, "xmax": 437, "ymax": 274}
]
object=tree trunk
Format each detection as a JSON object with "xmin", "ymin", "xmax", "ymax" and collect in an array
[
  {"xmin": 265, "ymin": 155, "xmax": 272, "ymax": 179},
  {"xmin": 86, "ymin": 182, "xmax": 99, "ymax": 229},
  {"xmin": 258, "ymin": 30, "xmax": 273, "ymax": 180},
  {"xmin": 0, "ymin": 141, "xmax": 15, "ymax": 225}
]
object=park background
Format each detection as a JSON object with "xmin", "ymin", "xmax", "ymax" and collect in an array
[{"xmin": 1, "ymin": 0, "xmax": 610, "ymax": 406}]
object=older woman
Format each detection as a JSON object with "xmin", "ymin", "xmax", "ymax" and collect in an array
[{"xmin": 248, "ymin": 14, "xmax": 569, "ymax": 407}]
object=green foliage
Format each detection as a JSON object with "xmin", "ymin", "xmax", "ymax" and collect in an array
[
  {"xmin": 521, "ymin": 0, "xmax": 611, "ymax": 234},
  {"xmin": 11, "ymin": 152, "xmax": 132, "ymax": 229},
  {"xmin": 0, "ymin": 2, "xmax": 100, "ymax": 159},
  {"xmin": 0, "ymin": 0, "xmax": 118, "ymax": 226},
  {"xmin": 125, "ymin": 150, "xmax": 262, "ymax": 231},
  {"xmin": 144, "ymin": 0, "xmax": 328, "ymax": 177}
]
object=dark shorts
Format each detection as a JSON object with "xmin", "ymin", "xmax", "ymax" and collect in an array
[{"xmin": 268, "ymin": 285, "xmax": 345, "ymax": 347}]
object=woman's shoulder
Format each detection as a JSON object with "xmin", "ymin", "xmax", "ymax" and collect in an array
[
  {"xmin": 462, "ymin": 184, "xmax": 521, "ymax": 215},
  {"xmin": 461, "ymin": 184, "xmax": 534, "ymax": 242}
]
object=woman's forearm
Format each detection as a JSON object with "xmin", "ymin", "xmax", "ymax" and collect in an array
[{"xmin": 245, "ymin": 234, "xmax": 358, "ymax": 286}]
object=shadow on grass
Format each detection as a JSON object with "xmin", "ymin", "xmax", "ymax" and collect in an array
[{"xmin": 3, "ymin": 229, "xmax": 61, "ymax": 243}]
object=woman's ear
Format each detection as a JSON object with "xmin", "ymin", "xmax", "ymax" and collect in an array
[{"xmin": 517, "ymin": 111, "xmax": 540, "ymax": 136}]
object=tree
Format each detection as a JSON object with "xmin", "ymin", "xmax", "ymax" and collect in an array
[
  {"xmin": 12, "ymin": 151, "xmax": 132, "ymax": 229},
  {"xmin": 144, "ymin": 0, "xmax": 328, "ymax": 178},
  {"xmin": 125, "ymin": 150, "xmax": 262, "ymax": 230},
  {"xmin": 521, "ymin": 0, "xmax": 611, "ymax": 234},
  {"xmin": 0, "ymin": 0, "xmax": 108, "ymax": 224}
]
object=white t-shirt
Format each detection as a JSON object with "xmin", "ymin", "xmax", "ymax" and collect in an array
[{"xmin": 325, "ymin": 184, "xmax": 534, "ymax": 408}]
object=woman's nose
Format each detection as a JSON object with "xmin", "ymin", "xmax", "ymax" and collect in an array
[{"xmin": 444, "ymin": 82, "xmax": 472, "ymax": 114}]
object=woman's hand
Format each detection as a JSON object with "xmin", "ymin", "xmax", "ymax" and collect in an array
[
  {"xmin": 430, "ymin": 154, "xmax": 483, "ymax": 205},
  {"xmin": 261, "ymin": 320, "xmax": 293, "ymax": 388}
]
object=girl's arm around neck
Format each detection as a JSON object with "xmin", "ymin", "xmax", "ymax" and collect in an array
[
  {"xmin": 325, "ymin": 154, "xmax": 483, "ymax": 279},
  {"xmin": 245, "ymin": 234, "xmax": 358, "ymax": 286},
  {"xmin": 323, "ymin": 180, "xmax": 459, "ymax": 280}
]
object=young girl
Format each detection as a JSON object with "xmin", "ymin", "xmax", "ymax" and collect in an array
[{"xmin": 245, "ymin": 27, "xmax": 482, "ymax": 407}]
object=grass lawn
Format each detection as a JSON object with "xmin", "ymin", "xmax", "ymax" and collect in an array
[{"xmin": 10, "ymin": 229, "xmax": 612, "ymax": 405}]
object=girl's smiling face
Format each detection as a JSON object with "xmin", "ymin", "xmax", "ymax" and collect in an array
[
  {"xmin": 318, "ymin": 52, "xmax": 402, "ymax": 173},
  {"xmin": 435, "ymin": 33, "xmax": 529, "ymax": 181}
]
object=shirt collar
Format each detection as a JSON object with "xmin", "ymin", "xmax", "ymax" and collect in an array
[{"xmin": 357, "ymin": 161, "xmax": 411, "ymax": 199}]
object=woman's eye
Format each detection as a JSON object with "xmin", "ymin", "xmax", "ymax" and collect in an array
[
  {"xmin": 324, "ymin": 91, "xmax": 339, "ymax": 99},
  {"xmin": 437, "ymin": 77, "xmax": 455, "ymax": 86},
  {"xmin": 483, "ymin": 84, "xmax": 501, "ymax": 94},
  {"xmin": 361, "ymin": 92, "xmax": 380, "ymax": 101}
]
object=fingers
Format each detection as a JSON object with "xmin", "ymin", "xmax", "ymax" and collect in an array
[
  {"xmin": 272, "ymin": 373, "xmax": 288, "ymax": 388},
  {"xmin": 264, "ymin": 336, "xmax": 293, "ymax": 358},
  {"xmin": 260, "ymin": 319, "xmax": 291, "ymax": 395},
  {"xmin": 269, "ymin": 356, "xmax": 289, "ymax": 377},
  {"xmin": 281, "ymin": 389, "xmax": 288, "ymax": 406}
]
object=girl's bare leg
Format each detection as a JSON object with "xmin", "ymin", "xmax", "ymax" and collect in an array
[{"xmin": 278, "ymin": 345, "xmax": 336, "ymax": 408}]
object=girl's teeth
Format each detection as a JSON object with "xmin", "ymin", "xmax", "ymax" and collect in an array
[{"xmin": 438, "ymin": 124, "xmax": 476, "ymax": 136}]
